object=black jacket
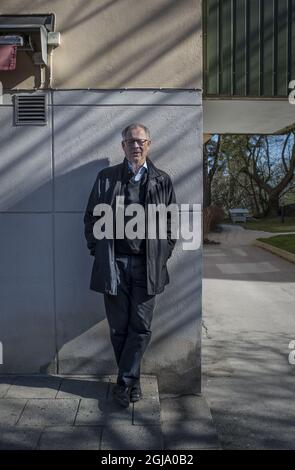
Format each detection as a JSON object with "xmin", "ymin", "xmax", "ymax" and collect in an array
[{"xmin": 83, "ymin": 157, "xmax": 177, "ymax": 295}]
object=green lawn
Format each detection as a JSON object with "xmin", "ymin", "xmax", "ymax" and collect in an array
[
  {"xmin": 257, "ymin": 234, "xmax": 295, "ymax": 255},
  {"xmin": 239, "ymin": 216, "xmax": 295, "ymax": 233}
]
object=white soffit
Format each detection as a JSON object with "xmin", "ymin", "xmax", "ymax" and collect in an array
[{"xmin": 203, "ymin": 99, "xmax": 295, "ymax": 134}]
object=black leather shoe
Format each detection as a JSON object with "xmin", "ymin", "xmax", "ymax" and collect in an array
[
  {"xmin": 112, "ymin": 384, "xmax": 130, "ymax": 408},
  {"xmin": 130, "ymin": 384, "xmax": 143, "ymax": 402}
]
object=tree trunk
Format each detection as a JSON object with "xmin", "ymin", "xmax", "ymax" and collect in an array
[
  {"xmin": 265, "ymin": 194, "xmax": 280, "ymax": 216},
  {"xmin": 207, "ymin": 183, "xmax": 212, "ymax": 207}
]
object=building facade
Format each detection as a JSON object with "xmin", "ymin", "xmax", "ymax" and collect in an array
[
  {"xmin": 0, "ymin": 0, "xmax": 294, "ymax": 393},
  {"xmin": 0, "ymin": 0, "xmax": 203, "ymax": 394}
]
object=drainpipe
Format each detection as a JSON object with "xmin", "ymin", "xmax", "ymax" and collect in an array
[{"xmin": 48, "ymin": 46, "xmax": 54, "ymax": 87}]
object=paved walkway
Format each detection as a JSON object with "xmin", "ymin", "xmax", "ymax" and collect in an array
[
  {"xmin": 209, "ymin": 223, "xmax": 295, "ymax": 246},
  {"xmin": 202, "ymin": 225, "xmax": 295, "ymax": 449},
  {"xmin": 0, "ymin": 375, "xmax": 219, "ymax": 450}
]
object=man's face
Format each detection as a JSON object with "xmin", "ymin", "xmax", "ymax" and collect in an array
[{"xmin": 122, "ymin": 127, "xmax": 151, "ymax": 167}]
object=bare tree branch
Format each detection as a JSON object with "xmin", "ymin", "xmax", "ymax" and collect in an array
[{"xmin": 281, "ymin": 133, "xmax": 291, "ymax": 174}]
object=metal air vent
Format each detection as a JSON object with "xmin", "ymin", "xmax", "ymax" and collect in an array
[{"xmin": 14, "ymin": 94, "xmax": 47, "ymax": 126}]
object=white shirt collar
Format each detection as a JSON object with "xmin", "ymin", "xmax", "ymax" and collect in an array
[{"xmin": 127, "ymin": 160, "xmax": 148, "ymax": 181}]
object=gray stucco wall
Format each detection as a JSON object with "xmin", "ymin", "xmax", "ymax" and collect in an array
[{"xmin": 0, "ymin": 90, "xmax": 203, "ymax": 393}]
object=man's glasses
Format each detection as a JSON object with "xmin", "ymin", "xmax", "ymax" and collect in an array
[{"xmin": 123, "ymin": 139, "xmax": 150, "ymax": 146}]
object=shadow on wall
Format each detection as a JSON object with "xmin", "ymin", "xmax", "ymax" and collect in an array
[
  {"xmin": 0, "ymin": 89, "xmax": 202, "ymax": 389},
  {"xmin": 0, "ymin": 160, "xmax": 201, "ymax": 378},
  {"xmin": 0, "ymin": 0, "xmax": 203, "ymax": 389},
  {"xmin": 0, "ymin": 159, "xmax": 111, "ymax": 376},
  {"xmin": 0, "ymin": 0, "xmax": 202, "ymax": 89}
]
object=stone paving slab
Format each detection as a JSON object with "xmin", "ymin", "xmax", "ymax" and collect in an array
[
  {"xmin": 104, "ymin": 399, "xmax": 133, "ymax": 424},
  {"xmin": 0, "ymin": 376, "xmax": 16, "ymax": 398},
  {"xmin": 160, "ymin": 395, "xmax": 220, "ymax": 450},
  {"xmin": 162, "ymin": 421, "xmax": 220, "ymax": 450},
  {"xmin": 0, "ymin": 399, "xmax": 27, "ymax": 425},
  {"xmin": 6, "ymin": 376, "xmax": 62, "ymax": 399},
  {"xmin": 106, "ymin": 385, "xmax": 134, "ymax": 425},
  {"xmin": 133, "ymin": 396, "xmax": 161, "ymax": 425},
  {"xmin": 160, "ymin": 394, "xmax": 214, "ymax": 422},
  {"xmin": 76, "ymin": 387, "xmax": 159, "ymax": 427},
  {"xmin": 75, "ymin": 399, "xmax": 108, "ymax": 426},
  {"xmin": 138, "ymin": 376, "xmax": 158, "ymax": 395},
  {"xmin": 17, "ymin": 399, "xmax": 80, "ymax": 426},
  {"xmin": 0, "ymin": 426, "xmax": 43, "ymax": 450},
  {"xmin": 101, "ymin": 424, "xmax": 163, "ymax": 450},
  {"xmin": 0, "ymin": 375, "xmax": 220, "ymax": 450},
  {"xmin": 56, "ymin": 376, "xmax": 109, "ymax": 400},
  {"xmin": 131, "ymin": 376, "xmax": 160, "ymax": 427},
  {"xmin": 37, "ymin": 426, "xmax": 102, "ymax": 450}
]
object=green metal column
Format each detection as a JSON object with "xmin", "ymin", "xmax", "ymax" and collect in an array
[{"xmin": 203, "ymin": 0, "xmax": 295, "ymax": 97}]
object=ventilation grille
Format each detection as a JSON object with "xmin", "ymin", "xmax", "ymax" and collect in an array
[{"xmin": 14, "ymin": 94, "xmax": 47, "ymax": 126}]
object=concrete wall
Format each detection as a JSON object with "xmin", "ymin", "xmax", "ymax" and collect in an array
[
  {"xmin": 0, "ymin": 0, "xmax": 202, "ymax": 89},
  {"xmin": 0, "ymin": 89, "xmax": 203, "ymax": 393}
]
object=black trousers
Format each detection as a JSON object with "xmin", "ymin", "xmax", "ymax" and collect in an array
[{"xmin": 103, "ymin": 253, "xmax": 156, "ymax": 387}]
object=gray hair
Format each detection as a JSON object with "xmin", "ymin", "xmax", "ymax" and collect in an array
[{"xmin": 122, "ymin": 123, "xmax": 151, "ymax": 140}]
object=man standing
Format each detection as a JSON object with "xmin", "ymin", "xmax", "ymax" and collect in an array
[{"xmin": 84, "ymin": 123, "xmax": 176, "ymax": 407}]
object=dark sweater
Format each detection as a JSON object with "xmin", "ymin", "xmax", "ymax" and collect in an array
[{"xmin": 115, "ymin": 171, "xmax": 147, "ymax": 255}]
